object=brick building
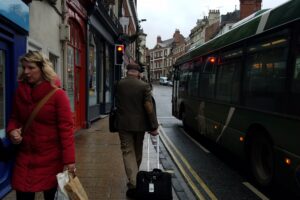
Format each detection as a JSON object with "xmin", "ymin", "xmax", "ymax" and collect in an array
[{"xmin": 149, "ymin": 29, "xmax": 185, "ymax": 80}]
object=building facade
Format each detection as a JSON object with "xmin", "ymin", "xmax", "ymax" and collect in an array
[
  {"xmin": 149, "ymin": 30, "xmax": 185, "ymax": 80},
  {"xmin": 87, "ymin": 0, "xmax": 123, "ymax": 121},
  {"xmin": 189, "ymin": 10, "xmax": 220, "ymax": 50}
]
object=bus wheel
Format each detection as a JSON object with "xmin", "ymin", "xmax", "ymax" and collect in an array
[{"xmin": 249, "ymin": 134, "xmax": 274, "ymax": 187}]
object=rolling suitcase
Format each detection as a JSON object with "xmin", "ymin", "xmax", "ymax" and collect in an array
[{"xmin": 136, "ymin": 134, "xmax": 172, "ymax": 200}]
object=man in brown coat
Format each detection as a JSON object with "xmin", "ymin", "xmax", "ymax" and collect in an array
[{"xmin": 115, "ymin": 63, "xmax": 158, "ymax": 198}]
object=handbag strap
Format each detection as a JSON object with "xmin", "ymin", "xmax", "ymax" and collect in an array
[{"xmin": 23, "ymin": 88, "xmax": 59, "ymax": 132}]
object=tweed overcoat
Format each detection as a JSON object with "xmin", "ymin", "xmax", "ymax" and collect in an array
[
  {"xmin": 115, "ymin": 76, "xmax": 158, "ymax": 132},
  {"xmin": 6, "ymin": 81, "xmax": 75, "ymax": 192}
]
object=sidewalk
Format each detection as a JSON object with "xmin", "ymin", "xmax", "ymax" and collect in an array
[{"xmin": 3, "ymin": 117, "xmax": 177, "ymax": 200}]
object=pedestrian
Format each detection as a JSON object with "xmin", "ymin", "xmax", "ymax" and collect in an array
[
  {"xmin": 6, "ymin": 51, "xmax": 75, "ymax": 200},
  {"xmin": 115, "ymin": 63, "xmax": 159, "ymax": 199}
]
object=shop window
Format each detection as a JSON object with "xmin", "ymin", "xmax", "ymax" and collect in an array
[
  {"xmin": 89, "ymin": 34, "xmax": 97, "ymax": 106},
  {"xmin": 49, "ymin": 53, "xmax": 58, "ymax": 72}
]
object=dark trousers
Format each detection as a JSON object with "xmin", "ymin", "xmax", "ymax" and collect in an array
[{"xmin": 16, "ymin": 187, "xmax": 57, "ymax": 200}]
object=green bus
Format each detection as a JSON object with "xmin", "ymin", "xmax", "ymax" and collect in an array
[{"xmin": 172, "ymin": 0, "xmax": 300, "ymax": 195}]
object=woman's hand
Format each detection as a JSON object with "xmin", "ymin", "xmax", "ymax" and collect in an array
[
  {"xmin": 8, "ymin": 128, "xmax": 23, "ymax": 144},
  {"xmin": 64, "ymin": 163, "xmax": 76, "ymax": 174}
]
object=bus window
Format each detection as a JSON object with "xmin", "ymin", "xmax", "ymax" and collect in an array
[
  {"xmin": 244, "ymin": 34, "xmax": 288, "ymax": 113},
  {"xmin": 188, "ymin": 61, "xmax": 202, "ymax": 97},
  {"xmin": 289, "ymin": 32, "xmax": 300, "ymax": 116},
  {"xmin": 216, "ymin": 52, "xmax": 242, "ymax": 103},
  {"xmin": 199, "ymin": 56, "xmax": 217, "ymax": 99},
  {"xmin": 179, "ymin": 63, "xmax": 192, "ymax": 97}
]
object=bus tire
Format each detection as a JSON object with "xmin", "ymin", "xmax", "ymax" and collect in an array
[{"xmin": 248, "ymin": 133, "xmax": 274, "ymax": 187}]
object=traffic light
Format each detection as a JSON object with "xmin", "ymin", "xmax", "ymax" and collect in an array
[{"xmin": 115, "ymin": 44, "xmax": 124, "ymax": 65}]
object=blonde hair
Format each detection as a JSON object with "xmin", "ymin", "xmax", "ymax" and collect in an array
[{"xmin": 19, "ymin": 51, "xmax": 57, "ymax": 84}]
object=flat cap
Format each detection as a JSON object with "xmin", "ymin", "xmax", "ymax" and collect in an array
[{"xmin": 126, "ymin": 63, "xmax": 141, "ymax": 71}]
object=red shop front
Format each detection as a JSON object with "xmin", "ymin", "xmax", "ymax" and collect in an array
[{"xmin": 66, "ymin": 0, "xmax": 88, "ymax": 130}]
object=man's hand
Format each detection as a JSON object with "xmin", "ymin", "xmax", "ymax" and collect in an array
[
  {"xmin": 148, "ymin": 129, "xmax": 159, "ymax": 136},
  {"xmin": 9, "ymin": 128, "xmax": 23, "ymax": 144}
]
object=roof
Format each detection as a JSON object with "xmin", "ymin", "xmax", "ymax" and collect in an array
[{"xmin": 155, "ymin": 38, "xmax": 174, "ymax": 48}]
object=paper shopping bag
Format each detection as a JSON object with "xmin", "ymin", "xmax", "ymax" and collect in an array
[{"xmin": 64, "ymin": 173, "xmax": 88, "ymax": 200}]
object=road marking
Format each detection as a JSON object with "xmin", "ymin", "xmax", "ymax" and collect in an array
[
  {"xmin": 159, "ymin": 127, "xmax": 218, "ymax": 200},
  {"xmin": 179, "ymin": 128, "xmax": 210, "ymax": 153},
  {"xmin": 159, "ymin": 130, "xmax": 206, "ymax": 200},
  {"xmin": 243, "ymin": 182, "xmax": 269, "ymax": 200}
]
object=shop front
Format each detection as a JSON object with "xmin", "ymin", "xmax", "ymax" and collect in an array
[
  {"xmin": 87, "ymin": 2, "xmax": 122, "ymax": 123},
  {"xmin": 0, "ymin": 0, "xmax": 29, "ymax": 198},
  {"xmin": 66, "ymin": 0, "xmax": 87, "ymax": 130}
]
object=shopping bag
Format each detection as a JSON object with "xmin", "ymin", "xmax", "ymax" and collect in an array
[
  {"xmin": 64, "ymin": 172, "xmax": 88, "ymax": 200},
  {"xmin": 56, "ymin": 171, "xmax": 70, "ymax": 200}
]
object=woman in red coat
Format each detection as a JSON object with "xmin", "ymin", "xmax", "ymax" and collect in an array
[{"xmin": 6, "ymin": 51, "xmax": 75, "ymax": 200}]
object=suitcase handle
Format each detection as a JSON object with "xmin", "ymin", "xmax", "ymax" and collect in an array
[{"xmin": 147, "ymin": 134, "xmax": 160, "ymax": 171}]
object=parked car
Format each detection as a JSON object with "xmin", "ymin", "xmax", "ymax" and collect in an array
[
  {"xmin": 167, "ymin": 80, "xmax": 173, "ymax": 86},
  {"xmin": 159, "ymin": 77, "xmax": 168, "ymax": 85}
]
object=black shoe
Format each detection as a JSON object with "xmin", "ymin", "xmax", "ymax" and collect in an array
[{"xmin": 126, "ymin": 188, "xmax": 136, "ymax": 199}]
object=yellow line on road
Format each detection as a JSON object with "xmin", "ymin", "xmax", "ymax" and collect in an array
[
  {"xmin": 159, "ymin": 131, "xmax": 206, "ymax": 200},
  {"xmin": 159, "ymin": 127, "xmax": 218, "ymax": 200}
]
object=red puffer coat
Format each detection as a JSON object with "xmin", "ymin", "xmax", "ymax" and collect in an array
[{"xmin": 6, "ymin": 81, "xmax": 75, "ymax": 192}]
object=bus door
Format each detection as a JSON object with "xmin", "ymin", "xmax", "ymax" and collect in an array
[
  {"xmin": 172, "ymin": 66, "xmax": 179, "ymax": 117},
  {"xmin": 198, "ymin": 56, "xmax": 217, "ymax": 138}
]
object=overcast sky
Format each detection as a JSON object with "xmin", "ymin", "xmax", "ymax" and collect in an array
[{"xmin": 137, "ymin": 0, "xmax": 290, "ymax": 49}]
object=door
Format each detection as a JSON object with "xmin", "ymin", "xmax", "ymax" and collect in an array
[
  {"xmin": 67, "ymin": 20, "xmax": 86, "ymax": 130},
  {"xmin": 0, "ymin": 40, "xmax": 12, "ymax": 198}
]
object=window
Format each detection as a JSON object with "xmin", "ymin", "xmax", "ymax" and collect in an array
[
  {"xmin": 0, "ymin": 50, "xmax": 5, "ymax": 137},
  {"xmin": 199, "ymin": 56, "xmax": 217, "ymax": 98},
  {"xmin": 49, "ymin": 53, "xmax": 58, "ymax": 72},
  {"xmin": 288, "ymin": 27, "xmax": 300, "ymax": 116},
  {"xmin": 179, "ymin": 63, "xmax": 192, "ymax": 97},
  {"xmin": 88, "ymin": 34, "xmax": 98, "ymax": 106},
  {"xmin": 188, "ymin": 62, "xmax": 200, "ymax": 97},
  {"xmin": 244, "ymin": 32, "xmax": 289, "ymax": 112},
  {"xmin": 216, "ymin": 49, "xmax": 242, "ymax": 103}
]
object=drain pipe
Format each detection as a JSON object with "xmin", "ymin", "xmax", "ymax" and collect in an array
[{"xmin": 61, "ymin": 0, "xmax": 69, "ymax": 89}]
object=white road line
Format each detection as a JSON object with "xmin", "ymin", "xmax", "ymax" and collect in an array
[
  {"xmin": 179, "ymin": 128, "xmax": 210, "ymax": 153},
  {"xmin": 243, "ymin": 182, "xmax": 269, "ymax": 200}
]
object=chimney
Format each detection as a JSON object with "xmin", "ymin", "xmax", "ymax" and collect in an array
[
  {"xmin": 157, "ymin": 36, "xmax": 162, "ymax": 44},
  {"xmin": 240, "ymin": 0, "xmax": 262, "ymax": 19},
  {"xmin": 173, "ymin": 29, "xmax": 181, "ymax": 43}
]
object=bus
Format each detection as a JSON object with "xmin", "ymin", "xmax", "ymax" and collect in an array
[{"xmin": 172, "ymin": 0, "xmax": 300, "ymax": 195}]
